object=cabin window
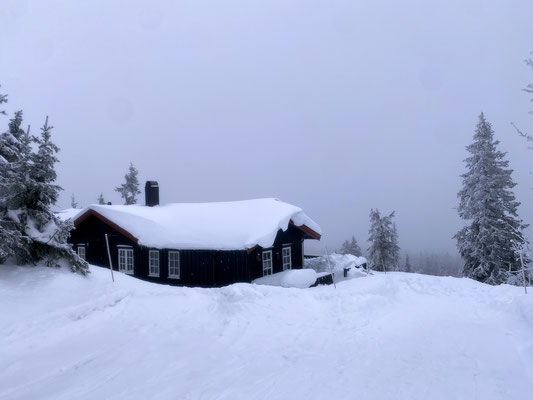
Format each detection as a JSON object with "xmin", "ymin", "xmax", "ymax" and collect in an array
[
  {"xmin": 77, "ymin": 246, "xmax": 86, "ymax": 260},
  {"xmin": 282, "ymin": 246, "xmax": 292, "ymax": 270},
  {"xmin": 168, "ymin": 251, "xmax": 180, "ymax": 279},
  {"xmin": 118, "ymin": 248, "xmax": 134, "ymax": 274},
  {"xmin": 262, "ymin": 250, "xmax": 273, "ymax": 276},
  {"xmin": 149, "ymin": 250, "xmax": 160, "ymax": 277}
]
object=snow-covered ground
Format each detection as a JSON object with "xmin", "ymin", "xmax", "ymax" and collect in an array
[{"xmin": 1, "ymin": 265, "xmax": 532, "ymax": 400}]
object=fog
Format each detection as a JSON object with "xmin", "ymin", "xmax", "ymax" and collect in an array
[{"xmin": 1, "ymin": 0, "xmax": 532, "ymax": 255}]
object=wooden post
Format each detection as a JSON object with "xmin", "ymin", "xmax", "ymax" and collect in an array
[
  {"xmin": 105, "ymin": 234, "xmax": 115, "ymax": 282},
  {"xmin": 325, "ymin": 246, "xmax": 336, "ymax": 289}
]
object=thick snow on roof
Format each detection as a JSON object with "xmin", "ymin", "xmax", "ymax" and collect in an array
[
  {"xmin": 76, "ymin": 198, "xmax": 321, "ymax": 250},
  {"xmin": 56, "ymin": 208, "xmax": 83, "ymax": 222}
]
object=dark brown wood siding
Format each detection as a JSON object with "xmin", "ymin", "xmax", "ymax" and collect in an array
[
  {"xmin": 70, "ymin": 214, "xmax": 138, "ymax": 273},
  {"xmin": 70, "ymin": 215, "xmax": 312, "ymax": 287},
  {"xmin": 247, "ymin": 224, "xmax": 308, "ymax": 281},
  {"xmin": 70, "ymin": 215, "xmax": 251, "ymax": 287}
]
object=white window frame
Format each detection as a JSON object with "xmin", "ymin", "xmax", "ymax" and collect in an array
[
  {"xmin": 168, "ymin": 251, "xmax": 180, "ymax": 279},
  {"xmin": 77, "ymin": 245, "xmax": 86, "ymax": 260},
  {"xmin": 262, "ymin": 250, "xmax": 273, "ymax": 276},
  {"xmin": 118, "ymin": 248, "xmax": 134, "ymax": 274},
  {"xmin": 149, "ymin": 250, "xmax": 160, "ymax": 277},
  {"xmin": 282, "ymin": 246, "xmax": 292, "ymax": 270}
]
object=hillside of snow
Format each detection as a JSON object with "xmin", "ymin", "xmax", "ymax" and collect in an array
[{"xmin": 1, "ymin": 265, "xmax": 533, "ymax": 400}]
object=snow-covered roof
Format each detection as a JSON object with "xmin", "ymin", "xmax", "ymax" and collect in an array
[
  {"xmin": 74, "ymin": 198, "xmax": 321, "ymax": 250},
  {"xmin": 56, "ymin": 208, "xmax": 83, "ymax": 222}
]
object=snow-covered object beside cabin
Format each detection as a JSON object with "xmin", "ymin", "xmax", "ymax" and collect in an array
[
  {"xmin": 306, "ymin": 253, "xmax": 367, "ymax": 275},
  {"xmin": 74, "ymin": 198, "xmax": 321, "ymax": 250},
  {"xmin": 252, "ymin": 269, "xmax": 318, "ymax": 288}
]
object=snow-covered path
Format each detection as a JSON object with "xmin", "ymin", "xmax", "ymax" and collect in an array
[{"xmin": 1, "ymin": 266, "xmax": 532, "ymax": 400}]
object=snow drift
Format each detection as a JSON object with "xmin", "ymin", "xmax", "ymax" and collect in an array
[
  {"xmin": 1, "ymin": 264, "xmax": 532, "ymax": 400},
  {"xmin": 252, "ymin": 269, "xmax": 318, "ymax": 288}
]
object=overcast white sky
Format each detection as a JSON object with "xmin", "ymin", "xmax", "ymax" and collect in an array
[{"xmin": 1, "ymin": 0, "xmax": 532, "ymax": 254}]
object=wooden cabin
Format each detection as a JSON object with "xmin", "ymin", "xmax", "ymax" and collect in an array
[{"xmin": 68, "ymin": 182, "xmax": 321, "ymax": 287}]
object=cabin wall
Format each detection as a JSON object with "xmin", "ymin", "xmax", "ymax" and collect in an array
[
  {"xmin": 71, "ymin": 216, "xmax": 311, "ymax": 286},
  {"xmin": 247, "ymin": 224, "xmax": 307, "ymax": 281},
  {"xmin": 70, "ymin": 215, "xmax": 138, "ymax": 272},
  {"xmin": 139, "ymin": 248, "xmax": 250, "ymax": 287},
  {"xmin": 70, "ymin": 216, "xmax": 250, "ymax": 287},
  {"xmin": 179, "ymin": 250, "xmax": 249, "ymax": 287}
]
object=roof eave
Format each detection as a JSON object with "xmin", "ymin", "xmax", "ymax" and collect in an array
[
  {"xmin": 74, "ymin": 209, "xmax": 139, "ymax": 244},
  {"xmin": 289, "ymin": 220, "xmax": 321, "ymax": 241}
]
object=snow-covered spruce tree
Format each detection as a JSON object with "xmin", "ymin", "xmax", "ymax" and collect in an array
[
  {"xmin": 0, "ymin": 98, "xmax": 17, "ymax": 261},
  {"xmin": 404, "ymin": 254, "xmax": 412, "ymax": 273},
  {"xmin": 0, "ymin": 85, "xmax": 7, "ymax": 115},
  {"xmin": 367, "ymin": 209, "xmax": 400, "ymax": 271},
  {"xmin": 28, "ymin": 117, "xmax": 88, "ymax": 273},
  {"xmin": 70, "ymin": 194, "xmax": 79, "ymax": 208},
  {"xmin": 339, "ymin": 235, "xmax": 362, "ymax": 257},
  {"xmin": 97, "ymin": 193, "xmax": 105, "ymax": 205},
  {"xmin": 115, "ymin": 162, "xmax": 141, "ymax": 205},
  {"xmin": 513, "ymin": 55, "xmax": 533, "ymax": 143},
  {"xmin": 455, "ymin": 113, "xmax": 527, "ymax": 285},
  {"xmin": 0, "ymin": 111, "xmax": 32, "ymax": 263},
  {"xmin": 0, "ymin": 90, "xmax": 8, "ymax": 260},
  {"xmin": 390, "ymin": 222, "xmax": 400, "ymax": 270},
  {"xmin": 0, "ymin": 113, "xmax": 88, "ymax": 273}
]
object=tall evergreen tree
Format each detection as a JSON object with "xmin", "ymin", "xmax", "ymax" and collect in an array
[
  {"xmin": 0, "ymin": 85, "xmax": 7, "ymax": 115},
  {"xmin": 455, "ymin": 113, "xmax": 527, "ymax": 285},
  {"xmin": 339, "ymin": 235, "xmax": 362, "ymax": 257},
  {"xmin": 367, "ymin": 209, "xmax": 400, "ymax": 271},
  {"xmin": 97, "ymin": 193, "xmax": 105, "ymax": 205},
  {"xmin": 70, "ymin": 194, "xmax": 79, "ymax": 208},
  {"xmin": 525, "ymin": 56, "xmax": 532, "ymax": 115},
  {"xmin": 0, "ymin": 94, "xmax": 15, "ymax": 262},
  {"xmin": 24, "ymin": 117, "xmax": 87, "ymax": 272},
  {"xmin": 513, "ymin": 55, "xmax": 533, "ymax": 143},
  {"xmin": 0, "ymin": 108, "xmax": 87, "ymax": 273},
  {"xmin": 0, "ymin": 111, "xmax": 32, "ymax": 263},
  {"xmin": 115, "ymin": 162, "xmax": 141, "ymax": 205},
  {"xmin": 390, "ymin": 222, "xmax": 400, "ymax": 270},
  {"xmin": 404, "ymin": 254, "xmax": 412, "ymax": 273}
]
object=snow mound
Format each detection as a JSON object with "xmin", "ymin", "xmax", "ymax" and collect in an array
[
  {"xmin": 1, "ymin": 265, "xmax": 533, "ymax": 399},
  {"xmin": 74, "ymin": 198, "xmax": 321, "ymax": 250},
  {"xmin": 252, "ymin": 269, "xmax": 317, "ymax": 288},
  {"xmin": 306, "ymin": 253, "xmax": 367, "ymax": 276}
]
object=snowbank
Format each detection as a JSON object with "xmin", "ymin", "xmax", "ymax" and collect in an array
[
  {"xmin": 252, "ymin": 269, "xmax": 317, "ymax": 288},
  {"xmin": 73, "ymin": 198, "xmax": 321, "ymax": 250},
  {"xmin": 1, "ymin": 265, "xmax": 532, "ymax": 400}
]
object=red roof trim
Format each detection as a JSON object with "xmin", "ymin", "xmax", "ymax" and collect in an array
[
  {"xmin": 290, "ymin": 220, "xmax": 321, "ymax": 240},
  {"xmin": 74, "ymin": 209, "xmax": 139, "ymax": 244},
  {"xmin": 247, "ymin": 245, "xmax": 258, "ymax": 254}
]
